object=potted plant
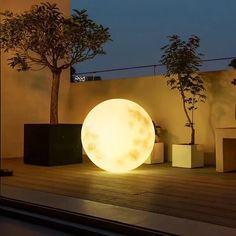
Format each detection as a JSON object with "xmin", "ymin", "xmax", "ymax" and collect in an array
[
  {"xmin": 160, "ymin": 35, "xmax": 206, "ymax": 168},
  {"xmin": 145, "ymin": 121, "xmax": 164, "ymax": 164},
  {"xmin": 0, "ymin": 2, "xmax": 111, "ymax": 166}
]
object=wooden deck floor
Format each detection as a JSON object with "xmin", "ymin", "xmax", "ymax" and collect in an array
[{"xmin": 1, "ymin": 158, "xmax": 236, "ymax": 229}]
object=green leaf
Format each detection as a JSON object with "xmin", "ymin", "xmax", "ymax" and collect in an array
[{"xmin": 0, "ymin": 2, "xmax": 112, "ymax": 72}]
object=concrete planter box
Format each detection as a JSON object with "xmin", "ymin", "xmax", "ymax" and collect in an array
[
  {"xmin": 145, "ymin": 142, "xmax": 164, "ymax": 164},
  {"xmin": 24, "ymin": 124, "xmax": 83, "ymax": 166},
  {"xmin": 172, "ymin": 144, "xmax": 204, "ymax": 168}
]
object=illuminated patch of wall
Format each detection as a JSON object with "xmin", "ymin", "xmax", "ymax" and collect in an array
[{"xmin": 67, "ymin": 70, "xmax": 236, "ymax": 164}]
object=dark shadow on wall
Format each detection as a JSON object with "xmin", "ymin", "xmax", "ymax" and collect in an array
[
  {"xmin": 204, "ymin": 152, "xmax": 216, "ymax": 166},
  {"xmin": 160, "ymin": 129, "xmax": 179, "ymax": 162},
  {"xmin": 205, "ymin": 71, "xmax": 236, "ymax": 129}
]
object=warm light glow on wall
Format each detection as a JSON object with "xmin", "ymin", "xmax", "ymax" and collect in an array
[{"xmin": 81, "ymin": 99, "xmax": 155, "ymax": 173}]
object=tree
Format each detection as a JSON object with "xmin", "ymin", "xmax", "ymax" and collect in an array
[
  {"xmin": 160, "ymin": 35, "xmax": 206, "ymax": 144},
  {"xmin": 0, "ymin": 2, "xmax": 111, "ymax": 124}
]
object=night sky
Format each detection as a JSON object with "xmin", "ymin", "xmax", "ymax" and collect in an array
[{"xmin": 71, "ymin": 0, "xmax": 236, "ymax": 79}]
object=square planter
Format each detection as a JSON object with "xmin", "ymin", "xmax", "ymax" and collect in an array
[
  {"xmin": 172, "ymin": 144, "xmax": 204, "ymax": 168},
  {"xmin": 24, "ymin": 124, "xmax": 83, "ymax": 166},
  {"xmin": 145, "ymin": 142, "xmax": 164, "ymax": 164}
]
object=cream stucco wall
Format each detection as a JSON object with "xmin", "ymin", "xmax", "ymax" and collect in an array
[
  {"xmin": 1, "ymin": 1, "xmax": 236, "ymax": 165},
  {"xmin": 0, "ymin": 0, "xmax": 70, "ymax": 158},
  {"xmin": 65, "ymin": 70, "xmax": 236, "ymax": 164}
]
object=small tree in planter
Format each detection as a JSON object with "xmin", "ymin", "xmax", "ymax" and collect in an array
[
  {"xmin": 0, "ymin": 2, "xmax": 111, "ymax": 166},
  {"xmin": 160, "ymin": 35, "xmax": 206, "ymax": 168}
]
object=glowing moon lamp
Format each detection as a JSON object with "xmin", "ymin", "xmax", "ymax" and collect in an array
[{"xmin": 81, "ymin": 99, "xmax": 155, "ymax": 173}]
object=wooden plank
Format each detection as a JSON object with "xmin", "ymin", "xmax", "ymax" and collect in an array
[{"xmin": 2, "ymin": 158, "xmax": 236, "ymax": 228}]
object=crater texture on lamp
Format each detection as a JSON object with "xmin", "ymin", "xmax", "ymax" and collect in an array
[{"xmin": 81, "ymin": 99, "xmax": 155, "ymax": 173}]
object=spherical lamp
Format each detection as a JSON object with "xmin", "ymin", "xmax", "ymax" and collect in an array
[{"xmin": 81, "ymin": 99, "xmax": 155, "ymax": 173}]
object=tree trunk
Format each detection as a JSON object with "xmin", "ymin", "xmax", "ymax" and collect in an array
[
  {"xmin": 191, "ymin": 126, "xmax": 195, "ymax": 145},
  {"xmin": 180, "ymin": 91, "xmax": 195, "ymax": 145},
  {"xmin": 50, "ymin": 71, "xmax": 61, "ymax": 124}
]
